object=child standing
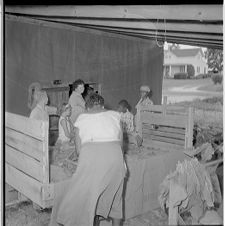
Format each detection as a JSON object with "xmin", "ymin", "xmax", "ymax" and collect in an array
[
  {"xmin": 117, "ymin": 100, "xmax": 142, "ymax": 151},
  {"xmin": 57, "ymin": 103, "xmax": 76, "ymax": 145},
  {"xmin": 117, "ymin": 100, "xmax": 134, "ymax": 133},
  {"xmin": 52, "ymin": 103, "xmax": 79, "ymax": 166}
]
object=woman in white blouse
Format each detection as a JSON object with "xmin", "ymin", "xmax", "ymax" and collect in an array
[{"xmin": 50, "ymin": 93, "xmax": 126, "ymax": 226}]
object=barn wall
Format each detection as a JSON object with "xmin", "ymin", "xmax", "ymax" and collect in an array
[{"xmin": 5, "ymin": 16, "xmax": 163, "ymax": 116}]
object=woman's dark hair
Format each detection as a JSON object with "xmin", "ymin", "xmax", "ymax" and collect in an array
[
  {"xmin": 59, "ymin": 102, "xmax": 71, "ymax": 115},
  {"xmin": 98, "ymin": 95, "xmax": 104, "ymax": 106},
  {"xmin": 73, "ymin": 79, "xmax": 85, "ymax": 90},
  {"xmin": 82, "ymin": 85, "xmax": 94, "ymax": 99},
  {"xmin": 86, "ymin": 93, "xmax": 104, "ymax": 109},
  {"xmin": 148, "ymin": 90, "xmax": 153, "ymax": 98},
  {"xmin": 118, "ymin": 99, "xmax": 131, "ymax": 112}
]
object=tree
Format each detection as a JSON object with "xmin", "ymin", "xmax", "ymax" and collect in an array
[
  {"xmin": 205, "ymin": 48, "xmax": 223, "ymax": 73},
  {"xmin": 187, "ymin": 64, "xmax": 195, "ymax": 78}
]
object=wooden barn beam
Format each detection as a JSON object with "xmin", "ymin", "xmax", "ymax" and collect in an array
[
  {"xmin": 22, "ymin": 17, "xmax": 223, "ymax": 34},
  {"xmin": 5, "ymin": 5, "xmax": 223, "ymax": 22},
  {"xmin": 97, "ymin": 28, "xmax": 223, "ymax": 49},
  {"xmin": 5, "ymin": 14, "xmax": 158, "ymax": 45},
  {"xmin": 72, "ymin": 24, "xmax": 223, "ymax": 41}
]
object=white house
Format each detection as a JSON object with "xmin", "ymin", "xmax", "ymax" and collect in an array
[{"xmin": 163, "ymin": 46, "xmax": 208, "ymax": 77}]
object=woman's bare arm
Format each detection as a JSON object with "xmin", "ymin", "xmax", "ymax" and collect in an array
[
  {"xmin": 60, "ymin": 119, "xmax": 73, "ymax": 139},
  {"xmin": 74, "ymin": 127, "xmax": 81, "ymax": 155}
]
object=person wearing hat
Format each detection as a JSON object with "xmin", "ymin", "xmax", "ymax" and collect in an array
[
  {"xmin": 135, "ymin": 85, "xmax": 153, "ymax": 111},
  {"xmin": 134, "ymin": 85, "xmax": 153, "ymax": 135}
]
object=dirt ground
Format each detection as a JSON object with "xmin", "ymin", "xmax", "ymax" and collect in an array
[
  {"xmin": 5, "ymin": 201, "xmax": 169, "ymax": 226},
  {"xmin": 5, "ymin": 199, "xmax": 223, "ymax": 226}
]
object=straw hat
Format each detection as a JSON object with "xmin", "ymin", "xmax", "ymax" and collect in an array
[{"xmin": 140, "ymin": 85, "xmax": 150, "ymax": 92}]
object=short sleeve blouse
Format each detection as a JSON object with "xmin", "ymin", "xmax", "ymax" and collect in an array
[{"xmin": 74, "ymin": 110, "xmax": 121, "ymax": 144}]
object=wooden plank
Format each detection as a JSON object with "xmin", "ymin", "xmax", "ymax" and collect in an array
[
  {"xmin": 74, "ymin": 24, "xmax": 223, "ymax": 49},
  {"xmin": 42, "ymin": 199, "xmax": 54, "ymax": 209},
  {"xmin": 5, "ymin": 112, "xmax": 47, "ymax": 140},
  {"xmin": 143, "ymin": 133, "xmax": 185, "ymax": 146},
  {"xmin": 162, "ymin": 96, "xmax": 167, "ymax": 116},
  {"xmin": 140, "ymin": 105, "xmax": 164, "ymax": 113},
  {"xmin": 6, "ymin": 145, "xmax": 44, "ymax": 182},
  {"xmin": 140, "ymin": 104, "xmax": 187, "ymax": 115},
  {"xmin": 90, "ymin": 26, "xmax": 223, "ymax": 41},
  {"xmin": 5, "ymin": 127, "xmax": 43, "ymax": 161},
  {"xmin": 42, "ymin": 123, "xmax": 50, "ymax": 184},
  {"xmin": 143, "ymin": 139, "xmax": 185, "ymax": 151},
  {"xmin": 185, "ymin": 107, "xmax": 194, "ymax": 149},
  {"xmin": 42, "ymin": 183, "xmax": 54, "ymax": 201},
  {"xmin": 42, "ymin": 87, "xmax": 69, "ymax": 92},
  {"xmin": 99, "ymin": 29, "xmax": 223, "ymax": 49},
  {"xmin": 166, "ymin": 106, "xmax": 187, "ymax": 113},
  {"xmin": 5, "ymin": 163, "xmax": 44, "ymax": 207},
  {"xmin": 153, "ymin": 126, "xmax": 186, "ymax": 135},
  {"xmin": 99, "ymin": 28, "xmax": 223, "ymax": 44},
  {"xmin": 39, "ymin": 18, "xmax": 223, "ymax": 34},
  {"xmin": 142, "ymin": 128, "xmax": 185, "ymax": 140},
  {"xmin": 5, "ymin": 5, "xmax": 223, "ymax": 21},
  {"xmin": 5, "ymin": 183, "xmax": 18, "ymax": 204},
  {"xmin": 141, "ymin": 112, "xmax": 187, "ymax": 128}
]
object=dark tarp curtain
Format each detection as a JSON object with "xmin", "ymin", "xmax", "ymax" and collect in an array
[{"xmin": 5, "ymin": 16, "xmax": 163, "ymax": 116}]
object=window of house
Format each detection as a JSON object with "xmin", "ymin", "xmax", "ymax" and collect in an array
[
  {"xmin": 197, "ymin": 66, "xmax": 200, "ymax": 73},
  {"xmin": 180, "ymin": 65, "xmax": 185, "ymax": 72}
]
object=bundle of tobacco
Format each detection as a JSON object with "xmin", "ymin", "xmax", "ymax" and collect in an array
[{"xmin": 158, "ymin": 158, "xmax": 215, "ymax": 224}]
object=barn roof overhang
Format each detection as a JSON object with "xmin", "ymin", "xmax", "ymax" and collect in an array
[{"xmin": 5, "ymin": 5, "xmax": 223, "ymax": 49}]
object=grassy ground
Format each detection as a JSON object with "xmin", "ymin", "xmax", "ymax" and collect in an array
[
  {"xmin": 172, "ymin": 96, "xmax": 223, "ymax": 129},
  {"xmin": 162, "ymin": 77, "xmax": 223, "ymax": 105},
  {"xmin": 162, "ymin": 77, "xmax": 223, "ymax": 92}
]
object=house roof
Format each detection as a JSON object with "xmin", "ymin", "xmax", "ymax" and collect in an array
[{"xmin": 165, "ymin": 48, "xmax": 204, "ymax": 57}]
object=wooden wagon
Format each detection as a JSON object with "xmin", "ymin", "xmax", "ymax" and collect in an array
[{"xmin": 5, "ymin": 103, "xmax": 194, "ymax": 209}]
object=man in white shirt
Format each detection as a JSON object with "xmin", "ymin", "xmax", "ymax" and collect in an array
[{"xmin": 68, "ymin": 79, "xmax": 86, "ymax": 124}]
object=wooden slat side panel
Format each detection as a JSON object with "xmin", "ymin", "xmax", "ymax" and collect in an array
[
  {"xmin": 42, "ymin": 123, "xmax": 50, "ymax": 184},
  {"xmin": 143, "ymin": 140, "xmax": 185, "ymax": 152},
  {"xmin": 143, "ymin": 133, "xmax": 185, "ymax": 146},
  {"xmin": 5, "ymin": 112, "xmax": 47, "ymax": 140},
  {"xmin": 141, "ymin": 113, "xmax": 187, "ymax": 128},
  {"xmin": 6, "ymin": 145, "xmax": 44, "ymax": 182},
  {"xmin": 142, "ymin": 128, "xmax": 185, "ymax": 140},
  {"xmin": 5, "ymin": 128, "xmax": 43, "ymax": 161},
  {"xmin": 5, "ymin": 163, "xmax": 44, "ymax": 207},
  {"xmin": 140, "ymin": 105, "xmax": 164, "ymax": 113},
  {"xmin": 142, "ymin": 124, "xmax": 186, "ymax": 135}
]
